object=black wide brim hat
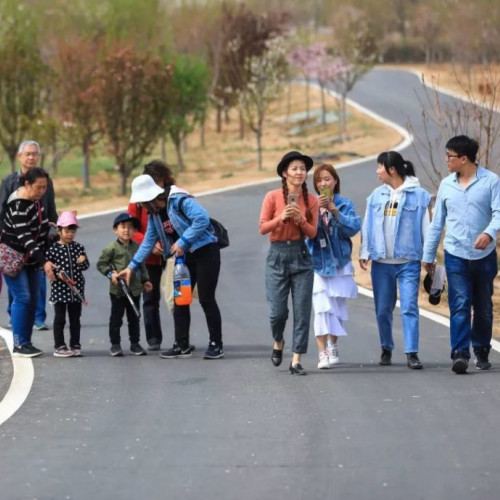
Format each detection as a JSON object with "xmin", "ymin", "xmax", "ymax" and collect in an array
[
  {"xmin": 423, "ymin": 272, "xmax": 443, "ymax": 306},
  {"xmin": 277, "ymin": 150, "xmax": 314, "ymax": 177}
]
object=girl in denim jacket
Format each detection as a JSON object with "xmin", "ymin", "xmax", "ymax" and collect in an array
[
  {"xmin": 306, "ymin": 164, "xmax": 361, "ymax": 369},
  {"xmin": 359, "ymin": 152, "xmax": 431, "ymax": 369}
]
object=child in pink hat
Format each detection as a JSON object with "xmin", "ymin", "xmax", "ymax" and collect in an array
[{"xmin": 45, "ymin": 211, "xmax": 89, "ymax": 357}]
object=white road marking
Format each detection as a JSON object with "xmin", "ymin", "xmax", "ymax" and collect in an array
[{"xmin": 0, "ymin": 327, "xmax": 35, "ymax": 426}]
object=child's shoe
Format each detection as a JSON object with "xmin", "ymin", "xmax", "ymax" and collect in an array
[
  {"xmin": 317, "ymin": 350, "xmax": 330, "ymax": 369},
  {"xmin": 72, "ymin": 345, "xmax": 83, "ymax": 357},
  {"xmin": 327, "ymin": 344, "xmax": 340, "ymax": 366},
  {"xmin": 110, "ymin": 344, "xmax": 124, "ymax": 357},
  {"xmin": 54, "ymin": 345, "xmax": 74, "ymax": 358},
  {"xmin": 130, "ymin": 343, "xmax": 147, "ymax": 356}
]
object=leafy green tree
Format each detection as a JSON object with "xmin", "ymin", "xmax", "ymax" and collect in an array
[
  {"xmin": 164, "ymin": 55, "xmax": 209, "ymax": 171},
  {"xmin": 0, "ymin": 25, "xmax": 51, "ymax": 171},
  {"xmin": 94, "ymin": 46, "xmax": 173, "ymax": 195}
]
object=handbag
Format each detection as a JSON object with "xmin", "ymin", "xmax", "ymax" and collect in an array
[{"xmin": 0, "ymin": 243, "xmax": 26, "ymax": 278}]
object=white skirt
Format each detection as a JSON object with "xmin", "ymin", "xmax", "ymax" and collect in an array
[{"xmin": 312, "ymin": 263, "xmax": 358, "ymax": 337}]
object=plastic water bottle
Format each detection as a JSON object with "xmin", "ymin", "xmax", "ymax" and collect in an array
[{"xmin": 173, "ymin": 255, "xmax": 192, "ymax": 306}]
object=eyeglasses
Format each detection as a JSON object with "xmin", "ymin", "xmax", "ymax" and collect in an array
[
  {"xmin": 445, "ymin": 153, "xmax": 462, "ymax": 160},
  {"xmin": 23, "ymin": 152, "xmax": 40, "ymax": 158}
]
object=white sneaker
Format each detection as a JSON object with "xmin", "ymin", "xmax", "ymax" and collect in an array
[
  {"xmin": 317, "ymin": 351, "xmax": 330, "ymax": 369},
  {"xmin": 327, "ymin": 344, "xmax": 339, "ymax": 366}
]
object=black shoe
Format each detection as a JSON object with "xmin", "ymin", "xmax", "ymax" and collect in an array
[
  {"xmin": 160, "ymin": 343, "xmax": 193, "ymax": 359},
  {"xmin": 12, "ymin": 344, "xmax": 43, "ymax": 358},
  {"xmin": 203, "ymin": 342, "xmax": 224, "ymax": 359},
  {"xmin": 379, "ymin": 348, "xmax": 392, "ymax": 366},
  {"xmin": 110, "ymin": 344, "xmax": 124, "ymax": 357},
  {"xmin": 452, "ymin": 355, "xmax": 469, "ymax": 374},
  {"xmin": 271, "ymin": 340, "xmax": 285, "ymax": 367},
  {"xmin": 407, "ymin": 352, "xmax": 423, "ymax": 370},
  {"xmin": 130, "ymin": 343, "xmax": 147, "ymax": 356},
  {"xmin": 148, "ymin": 344, "xmax": 161, "ymax": 351},
  {"xmin": 474, "ymin": 346, "xmax": 492, "ymax": 370},
  {"xmin": 289, "ymin": 362, "xmax": 307, "ymax": 375}
]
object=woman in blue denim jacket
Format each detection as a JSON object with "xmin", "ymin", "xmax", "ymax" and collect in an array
[
  {"xmin": 359, "ymin": 151, "xmax": 431, "ymax": 369},
  {"xmin": 119, "ymin": 162, "xmax": 223, "ymax": 360},
  {"xmin": 306, "ymin": 164, "xmax": 361, "ymax": 369}
]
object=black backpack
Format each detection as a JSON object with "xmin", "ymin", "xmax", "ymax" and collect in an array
[{"xmin": 178, "ymin": 196, "xmax": 229, "ymax": 249}]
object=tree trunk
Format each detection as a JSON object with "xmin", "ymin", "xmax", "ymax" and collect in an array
[
  {"xmin": 174, "ymin": 139, "xmax": 185, "ymax": 171},
  {"xmin": 239, "ymin": 109, "xmax": 245, "ymax": 140},
  {"xmin": 200, "ymin": 117, "xmax": 205, "ymax": 148},
  {"xmin": 216, "ymin": 106, "xmax": 222, "ymax": 133},
  {"xmin": 82, "ymin": 139, "xmax": 91, "ymax": 189},
  {"xmin": 160, "ymin": 136, "xmax": 167, "ymax": 162},
  {"xmin": 8, "ymin": 153, "xmax": 16, "ymax": 173},
  {"xmin": 256, "ymin": 126, "xmax": 263, "ymax": 171},
  {"xmin": 320, "ymin": 86, "xmax": 326, "ymax": 125},
  {"xmin": 306, "ymin": 77, "xmax": 310, "ymax": 120},
  {"xmin": 120, "ymin": 170, "xmax": 128, "ymax": 196}
]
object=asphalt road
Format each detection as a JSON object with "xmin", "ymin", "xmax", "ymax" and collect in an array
[{"xmin": 1, "ymin": 69, "xmax": 500, "ymax": 500}]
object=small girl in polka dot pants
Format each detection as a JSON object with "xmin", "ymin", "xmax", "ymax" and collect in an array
[{"xmin": 45, "ymin": 211, "xmax": 89, "ymax": 357}]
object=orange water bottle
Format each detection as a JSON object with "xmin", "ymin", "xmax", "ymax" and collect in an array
[{"xmin": 173, "ymin": 255, "xmax": 192, "ymax": 306}]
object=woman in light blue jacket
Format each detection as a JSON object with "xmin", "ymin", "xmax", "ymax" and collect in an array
[
  {"xmin": 306, "ymin": 164, "xmax": 361, "ymax": 369},
  {"xmin": 119, "ymin": 162, "xmax": 223, "ymax": 361},
  {"xmin": 359, "ymin": 152, "xmax": 431, "ymax": 369}
]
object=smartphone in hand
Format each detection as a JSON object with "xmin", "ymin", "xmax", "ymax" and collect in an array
[
  {"xmin": 287, "ymin": 193, "xmax": 299, "ymax": 205},
  {"xmin": 319, "ymin": 188, "xmax": 331, "ymax": 198}
]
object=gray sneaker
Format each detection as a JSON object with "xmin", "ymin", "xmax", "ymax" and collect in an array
[
  {"xmin": 33, "ymin": 323, "xmax": 50, "ymax": 331},
  {"xmin": 130, "ymin": 343, "xmax": 147, "ymax": 356},
  {"xmin": 110, "ymin": 344, "xmax": 124, "ymax": 357}
]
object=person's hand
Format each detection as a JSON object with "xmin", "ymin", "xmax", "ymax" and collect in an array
[
  {"xmin": 152, "ymin": 241, "xmax": 163, "ymax": 255},
  {"xmin": 474, "ymin": 233, "xmax": 493, "ymax": 250},
  {"xmin": 328, "ymin": 202, "xmax": 339, "ymax": 217},
  {"xmin": 117, "ymin": 268, "xmax": 132, "ymax": 285},
  {"xmin": 143, "ymin": 281, "xmax": 153, "ymax": 293},
  {"xmin": 359, "ymin": 259, "xmax": 369, "ymax": 271},
  {"xmin": 289, "ymin": 204, "xmax": 303, "ymax": 225},
  {"xmin": 423, "ymin": 262, "xmax": 435, "ymax": 274},
  {"xmin": 44, "ymin": 261, "xmax": 56, "ymax": 281},
  {"xmin": 281, "ymin": 204, "xmax": 295, "ymax": 222},
  {"xmin": 318, "ymin": 195, "xmax": 330, "ymax": 209},
  {"xmin": 77, "ymin": 255, "xmax": 86, "ymax": 264},
  {"xmin": 170, "ymin": 241, "xmax": 184, "ymax": 257}
]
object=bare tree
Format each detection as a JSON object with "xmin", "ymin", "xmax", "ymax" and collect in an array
[
  {"xmin": 238, "ymin": 37, "xmax": 288, "ymax": 170},
  {"xmin": 408, "ymin": 68, "xmax": 500, "ymax": 191}
]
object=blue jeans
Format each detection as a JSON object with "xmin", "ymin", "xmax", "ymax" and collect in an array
[
  {"xmin": 445, "ymin": 249, "xmax": 498, "ymax": 359},
  {"xmin": 3, "ymin": 266, "xmax": 41, "ymax": 347},
  {"xmin": 371, "ymin": 260, "xmax": 421, "ymax": 353},
  {"xmin": 265, "ymin": 241, "xmax": 313, "ymax": 354},
  {"xmin": 7, "ymin": 269, "xmax": 47, "ymax": 325}
]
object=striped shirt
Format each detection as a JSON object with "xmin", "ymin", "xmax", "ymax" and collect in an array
[{"xmin": 0, "ymin": 195, "xmax": 49, "ymax": 266}]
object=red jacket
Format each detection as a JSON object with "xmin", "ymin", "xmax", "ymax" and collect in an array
[{"xmin": 127, "ymin": 202, "xmax": 163, "ymax": 266}]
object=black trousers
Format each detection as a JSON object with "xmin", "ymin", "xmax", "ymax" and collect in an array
[
  {"xmin": 174, "ymin": 243, "xmax": 222, "ymax": 348},
  {"xmin": 143, "ymin": 264, "xmax": 163, "ymax": 345},
  {"xmin": 53, "ymin": 302, "xmax": 82, "ymax": 349},
  {"xmin": 109, "ymin": 294, "xmax": 141, "ymax": 345}
]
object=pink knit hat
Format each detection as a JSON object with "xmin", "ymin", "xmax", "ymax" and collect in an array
[{"xmin": 57, "ymin": 211, "xmax": 79, "ymax": 227}]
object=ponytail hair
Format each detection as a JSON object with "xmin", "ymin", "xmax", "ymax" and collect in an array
[{"xmin": 377, "ymin": 151, "xmax": 416, "ymax": 179}]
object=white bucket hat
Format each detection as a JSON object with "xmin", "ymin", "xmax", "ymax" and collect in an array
[{"xmin": 129, "ymin": 174, "xmax": 165, "ymax": 203}]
